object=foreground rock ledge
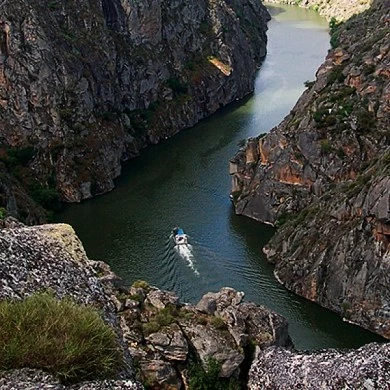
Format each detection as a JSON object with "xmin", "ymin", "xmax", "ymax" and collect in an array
[
  {"xmin": 249, "ymin": 343, "xmax": 390, "ymax": 389},
  {"xmin": 0, "ymin": 219, "xmax": 292, "ymax": 388},
  {"xmin": 0, "ymin": 219, "xmax": 388, "ymax": 389}
]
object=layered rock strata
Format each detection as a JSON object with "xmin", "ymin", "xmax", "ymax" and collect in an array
[
  {"xmin": 0, "ymin": 0, "xmax": 269, "ymax": 221},
  {"xmin": 230, "ymin": 0, "xmax": 390, "ymax": 338}
]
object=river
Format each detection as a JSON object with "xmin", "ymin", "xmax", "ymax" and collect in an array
[{"xmin": 57, "ymin": 3, "xmax": 383, "ymax": 349}]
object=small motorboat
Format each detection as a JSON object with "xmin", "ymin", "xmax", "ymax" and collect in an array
[{"xmin": 172, "ymin": 227, "xmax": 188, "ymax": 245}]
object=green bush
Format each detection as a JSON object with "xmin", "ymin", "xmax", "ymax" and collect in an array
[
  {"xmin": 210, "ymin": 316, "xmax": 226, "ymax": 330},
  {"xmin": 167, "ymin": 77, "xmax": 189, "ymax": 95},
  {"xmin": 29, "ymin": 182, "xmax": 60, "ymax": 210},
  {"xmin": 0, "ymin": 293, "xmax": 122, "ymax": 384},
  {"xmin": 5, "ymin": 147, "xmax": 35, "ymax": 167},
  {"xmin": 188, "ymin": 358, "xmax": 240, "ymax": 390},
  {"xmin": 320, "ymin": 140, "xmax": 332, "ymax": 154},
  {"xmin": 196, "ymin": 316, "xmax": 208, "ymax": 325},
  {"xmin": 142, "ymin": 320, "xmax": 160, "ymax": 336},
  {"xmin": 131, "ymin": 280, "xmax": 150, "ymax": 290}
]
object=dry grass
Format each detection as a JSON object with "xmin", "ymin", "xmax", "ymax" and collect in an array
[{"xmin": 0, "ymin": 292, "xmax": 122, "ymax": 383}]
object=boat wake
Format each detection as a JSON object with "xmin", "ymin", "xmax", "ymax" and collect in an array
[{"xmin": 174, "ymin": 243, "xmax": 199, "ymax": 276}]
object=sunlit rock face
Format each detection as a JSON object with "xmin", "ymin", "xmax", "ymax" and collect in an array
[
  {"xmin": 266, "ymin": 0, "xmax": 373, "ymax": 21},
  {"xmin": 0, "ymin": 0, "xmax": 270, "ymax": 216},
  {"xmin": 230, "ymin": 0, "xmax": 390, "ymax": 338}
]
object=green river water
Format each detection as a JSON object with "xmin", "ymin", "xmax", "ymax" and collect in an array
[{"xmin": 57, "ymin": 4, "xmax": 384, "ymax": 349}]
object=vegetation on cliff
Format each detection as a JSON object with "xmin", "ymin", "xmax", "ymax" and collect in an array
[
  {"xmin": 0, "ymin": 292, "xmax": 122, "ymax": 383},
  {"xmin": 0, "ymin": 0, "xmax": 270, "ymax": 223},
  {"xmin": 230, "ymin": 0, "xmax": 389, "ymax": 338}
]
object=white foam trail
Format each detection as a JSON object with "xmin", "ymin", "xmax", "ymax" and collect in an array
[{"xmin": 174, "ymin": 243, "xmax": 199, "ymax": 276}]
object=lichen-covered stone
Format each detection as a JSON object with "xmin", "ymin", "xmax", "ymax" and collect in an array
[
  {"xmin": 0, "ymin": 369, "xmax": 143, "ymax": 390},
  {"xmin": 0, "ymin": 219, "xmax": 140, "ymax": 387},
  {"xmin": 248, "ymin": 343, "xmax": 390, "ymax": 389}
]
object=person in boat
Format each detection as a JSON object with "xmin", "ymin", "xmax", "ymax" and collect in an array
[{"xmin": 173, "ymin": 227, "xmax": 185, "ymax": 236}]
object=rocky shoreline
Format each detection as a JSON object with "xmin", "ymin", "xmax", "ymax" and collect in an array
[
  {"xmin": 230, "ymin": 0, "xmax": 389, "ymax": 339},
  {"xmin": 0, "ymin": 219, "xmax": 389, "ymax": 389},
  {"xmin": 0, "ymin": 0, "xmax": 270, "ymax": 222}
]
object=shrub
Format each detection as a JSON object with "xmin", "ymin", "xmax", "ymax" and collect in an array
[
  {"xmin": 196, "ymin": 316, "xmax": 208, "ymax": 325},
  {"xmin": 29, "ymin": 182, "xmax": 60, "ymax": 210},
  {"xmin": 0, "ymin": 293, "xmax": 122, "ymax": 384},
  {"xmin": 167, "ymin": 77, "xmax": 188, "ymax": 95},
  {"xmin": 131, "ymin": 280, "xmax": 150, "ymax": 290},
  {"xmin": 188, "ymin": 358, "xmax": 240, "ymax": 390},
  {"xmin": 337, "ymin": 147, "xmax": 346, "ymax": 159},
  {"xmin": 304, "ymin": 80, "xmax": 315, "ymax": 88},
  {"xmin": 142, "ymin": 320, "xmax": 160, "ymax": 336},
  {"xmin": 5, "ymin": 147, "xmax": 35, "ymax": 167},
  {"xmin": 210, "ymin": 316, "xmax": 226, "ymax": 330},
  {"xmin": 0, "ymin": 207, "xmax": 6, "ymax": 219},
  {"xmin": 155, "ymin": 305, "xmax": 178, "ymax": 327},
  {"xmin": 320, "ymin": 140, "xmax": 332, "ymax": 154}
]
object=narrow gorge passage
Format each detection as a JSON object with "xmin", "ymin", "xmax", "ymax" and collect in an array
[{"xmin": 57, "ymin": 4, "xmax": 384, "ymax": 349}]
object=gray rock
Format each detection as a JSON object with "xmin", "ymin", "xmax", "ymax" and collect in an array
[
  {"xmin": 183, "ymin": 323, "xmax": 245, "ymax": 378},
  {"xmin": 146, "ymin": 289, "xmax": 180, "ymax": 309},
  {"xmin": 0, "ymin": 369, "xmax": 143, "ymax": 389},
  {"xmin": 145, "ymin": 324, "xmax": 188, "ymax": 361},
  {"xmin": 139, "ymin": 360, "xmax": 180, "ymax": 389},
  {"xmin": 230, "ymin": 0, "xmax": 390, "ymax": 339},
  {"xmin": 248, "ymin": 342, "xmax": 390, "ymax": 389}
]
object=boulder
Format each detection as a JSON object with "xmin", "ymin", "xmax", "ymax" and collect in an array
[{"xmin": 248, "ymin": 343, "xmax": 390, "ymax": 389}]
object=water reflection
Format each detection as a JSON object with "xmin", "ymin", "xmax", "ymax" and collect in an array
[{"xmin": 57, "ymin": 4, "xmax": 384, "ymax": 349}]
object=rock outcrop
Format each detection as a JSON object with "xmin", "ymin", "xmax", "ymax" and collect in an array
[
  {"xmin": 230, "ymin": 0, "xmax": 390, "ymax": 338},
  {"xmin": 118, "ymin": 285, "xmax": 292, "ymax": 388},
  {"xmin": 0, "ymin": 0, "xmax": 270, "ymax": 221},
  {"xmin": 0, "ymin": 218, "xmax": 291, "ymax": 389},
  {"xmin": 249, "ymin": 342, "xmax": 390, "ymax": 389},
  {"xmin": 266, "ymin": 0, "xmax": 373, "ymax": 21}
]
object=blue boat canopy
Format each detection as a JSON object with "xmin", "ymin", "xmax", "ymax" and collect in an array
[{"xmin": 177, "ymin": 228, "xmax": 184, "ymax": 235}]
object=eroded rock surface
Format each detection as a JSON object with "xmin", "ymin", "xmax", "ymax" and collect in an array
[
  {"xmin": 0, "ymin": 220, "xmax": 292, "ymax": 389},
  {"xmin": 121, "ymin": 286, "xmax": 292, "ymax": 387},
  {"xmin": 248, "ymin": 343, "xmax": 390, "ymax": 389},
  {"xmin": 230, "ymin": 0, "xmax": 390, "ymax": 338},
  {"xmin": 0, "ymin": 0, "xmax": 270, "ymax": 220}
]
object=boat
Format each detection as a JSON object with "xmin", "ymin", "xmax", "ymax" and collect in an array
[{"xmin": 172, "ymin": 227, "xmax": 188, "ymax": 245}]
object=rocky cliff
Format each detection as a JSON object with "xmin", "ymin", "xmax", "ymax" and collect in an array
[
  {"xmin": 230, "ymin": 0, "xmax": 390, "ymax": 338},
  {"xmin": 0, "ymin": 218, "xmax": 292, "ymax": 389},
  {"xmin": 1, "ymin": 219, "xmax": 389, "ymax": 389},
  {"xmin": 0, "ymin": 0, "xmax": 269, "ymax": 221},
  {"xmin": 265, "ymin": 0, "xmax": 372, "ymax": 21}
]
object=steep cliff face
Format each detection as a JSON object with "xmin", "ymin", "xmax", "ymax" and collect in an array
[
  {"xmin": 0, "ymin": 0, "xmax": 269, "ymax": 217},
  {"xmin": 230, "ymin": 0, "xmax": 390, "ymax": 338}
]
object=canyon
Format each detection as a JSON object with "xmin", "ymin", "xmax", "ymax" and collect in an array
[{"xmin": 230, "ymin": 0, "xmax": 390, "ymax": 339}]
